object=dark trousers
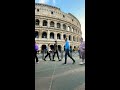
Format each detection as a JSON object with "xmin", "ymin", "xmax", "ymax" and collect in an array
[
  {"xmin": 35, "ymin": 51, "xmax": 38, "ymax": 62},
  {"xmin": 65, "ymin": 49, "xmax": 75, "ymax": 64},
  {"xmin": 78, "ymin": 50, "xmax": 82, "ymax": 58},
  {"xmin": 53, "ymin": 50, "xmax": 60, "ymax": 60},
  {"xmin": 44, "ymin": 51, "xmax": 51, "ymax": 60},
  {"xmin": 81, "ymin": 51, "xmax": 85, "ymax": 61}
]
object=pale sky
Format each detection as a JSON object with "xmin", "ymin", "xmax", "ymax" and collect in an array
[{"xmin": 35, "ymin": 0, "xmax": 85, "ymax": 41}]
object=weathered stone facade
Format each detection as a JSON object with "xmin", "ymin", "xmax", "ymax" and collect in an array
[{"xmin": 35, "ymin": 3, "xmax": 82, "ymax": 51}]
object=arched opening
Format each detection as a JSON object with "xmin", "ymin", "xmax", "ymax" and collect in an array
[
  {"xmin": 50, "ymin": 21, "xmax": 54, "ymax": 27},
  {"xmin": 72, "ymin": 28, "xmax": 74, "ymax": 32},
  {"xmin": 70, "ymin": 46, "xmax": 72, "ymax": 49},
  {"xmin": 75, "ymin": 37, "xmax": 76, "ymax": 41},
  {"xmin": 76, "ymin": 30, "xmax": 77, "ymax": 33},
  {"xmin": 63, "ymin": 34, "xmax": 66, "ymax": 39},
  {"xmin": 41, "ymin": 45, "xmax": 47, "ymax": 51},
  {"xmin": 50, "ymin": 32, "xmax": 54, "ymax": 39},
  {"xmin": 68, "ymin": 26, "xmax": 71, "ymax": 31},
  {"xmin": 63, "ymin": 24, "xmax": 66, "ymax": 30},
  {"xmin": 35, "ymin": 19, "xmax": 40, "ymax": 25},
  {"xmin": 42, "ymin": 32, "xmax": 47, "ymax": 38},
  {"xmin": 58, "ymin": 45, "xmax": 61, "ymax": 52},
  {"xmin": 35, "ymin": 31, "xmax": 39, "ymax": 38},
  {"xmin": 57, "ymin": 33, "xmax": 61, "ymax": 39},
  {"xmin": 57, "ymin": 23, "xmax": 61, "ymax": 28},
  {"xmin": 43, "ymin": 20, "xmax": 47, "ymax": 26},
  {"xmin": 50, "ymin": 45, "xmax": 54, "ymax": 50},
  {"xmin": 69, "ymin": 35, "xmax": 71, "ymax": 41}
]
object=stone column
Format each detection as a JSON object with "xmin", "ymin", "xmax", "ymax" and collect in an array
[
  {"xmin": 54, "ymin": 32, "xmax": 57, "ymax": 40},
  {"xmin": 61, "ymin": 23, "xmax": 63, "ymax": 30},
  {"xmin": 70, "ymin": 26, "xmax": 72, "ymax": 32},
  {"xmin": 61, "ymin": 32, "xmax": 63, "ymax": 40},
  {"xmin": 47, "ymin": 30, "xmax": 50, "ymax": 40},
  {"xmin": 39, "ymin": 30, "xmax": 41, "ymax": 39},
  {"xmin": 54, "ymin": 21, "xmax": 57, "ymax": 28},
  {"xmin": 47, "ymin": 20, "xmax": 50, "ymax": 28},
  {"xmin": 40, "ymin": 19, "xmax": 43, "ymax": 27},
  {"xmin": 66, "ymin": 25, "xmax": 68, "ymax": 31},
  {"xmin": 71, "ymin": 35, "xmax": 73, "ymax": 42}
]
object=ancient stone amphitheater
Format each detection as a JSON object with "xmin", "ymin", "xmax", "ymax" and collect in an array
[{"xmin": 35, "ymin": 3, "xmax": 82, "ymax": 51}]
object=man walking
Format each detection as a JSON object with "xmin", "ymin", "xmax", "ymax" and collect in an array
[
  {"xmin": 52, "ymin": 41, "xmax": 61, "ymax": 61},
  {"xmin": 64, "ymin": 38, "xmax": 75, "ymax": 64},
  {"xmin": 43, "ymin": 43, "xmax": 52, "ymax": 61}
]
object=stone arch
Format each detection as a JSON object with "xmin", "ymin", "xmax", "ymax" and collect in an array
[
  {"xmin": 35, "ymin": 19, "xmax": 39, "ymax": 25},
  {"xmin": 43, "ymin": 20, "xmax": 47, "ymax": 26},
  {"xmin": 35, "ymin": 31, "xmax": 39, "ymax": 38},
  {"xmin": 50, "ymin": 21, "xmax": 54, "ymax": 27},
  {"xmin": 50, "ymin": 32, "xmax": 54, "ymax": 39},
  {"xmin": 42, "ymin": 32, "xmax": 47, "ymax": 38},
  {"xmin": 57, "ymin": 33, "xmax": 61, "ymax": 39}
]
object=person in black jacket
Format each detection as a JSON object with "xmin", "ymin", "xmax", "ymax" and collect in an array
[
  {"xmin": 52, "ymin": 41, "xmax": 61, "ymax": 61},
  {"xmin": 43, "ymin": 43, "xmax": 52, "ymax": 61}
]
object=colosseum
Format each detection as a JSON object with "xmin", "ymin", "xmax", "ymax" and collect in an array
[{"xmin": 35, "ymin": 3, "xmax": 82, "ymax": 52}]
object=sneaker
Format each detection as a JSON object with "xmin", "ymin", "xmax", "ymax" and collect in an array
[
  {"xmin": 83, "ymin": 61, "xmax": 85, "ymax": 64},
  {"xmin": 36, "ymin": 62, "xmax": 39, "ymax": 64},
  {"xmin": 79, "ymin": 62, "xmax": 84, "ymax": 65},
  {"xmin": 72, "ymin": 61, "xmax": 75, "ymax": 64},
  {"xmin": 63, "ymin": 63, "xmax": 67, "ymax": 65},
  {"xmin": 43, "ymin": 59, "xmax": 46, "ymax": 61},
  {"xmin": 59, "ymin": 59, "xmax": 62, "ymax": 61}
]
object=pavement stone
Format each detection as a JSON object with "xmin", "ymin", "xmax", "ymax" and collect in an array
[{"xmin": 35, "ymin": 52, "xmax": 85, "ymax": 90}]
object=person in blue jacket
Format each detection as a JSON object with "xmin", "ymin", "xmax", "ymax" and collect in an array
[{"xmin": 64, "ymin": 37, "xmax": 75, "ymax": 64}]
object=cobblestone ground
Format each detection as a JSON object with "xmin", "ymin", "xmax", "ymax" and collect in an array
[{"xmin": 35, "ymin": 51, "xmax": 85, "ymax": 90}]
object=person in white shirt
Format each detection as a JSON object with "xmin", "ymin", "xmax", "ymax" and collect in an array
[{"xmin": 43, "ymin": 43, "xmax": 52, "ymax": 61}]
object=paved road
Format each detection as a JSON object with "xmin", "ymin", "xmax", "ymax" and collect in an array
[{"xmin": 35, "ymin": 52, "xmax": 85, "ymax": 90}]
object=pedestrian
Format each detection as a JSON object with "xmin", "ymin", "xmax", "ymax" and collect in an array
[
  {"xmin": 63, "ymin": 37, "xmax": 75, "ymax": 64},
  {"xmin": 52, "ymin": 41, "xmax": 61, "ymax": 61},
  {"xmin": 70, "ymin": 46, "xmax": 72, "ymax": 56},
  {"xmin": 78, "ymin": 48, "xmax": 82, "ymax": 59},
  {"xmin": 43, "ymin": 43, "xmax": 52, "ymax": 61},
  {"xmin": 35, "ymin": 42, "xmax": 39, "ymax": 63},
  {"xmin": 79, "ymin": 38, "xmax": 85, "ymax": 65}
]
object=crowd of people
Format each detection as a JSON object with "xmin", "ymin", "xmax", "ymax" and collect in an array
[{"xmin": 35, "ymin": 37, "xmax": 85, "ymax": 65}]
